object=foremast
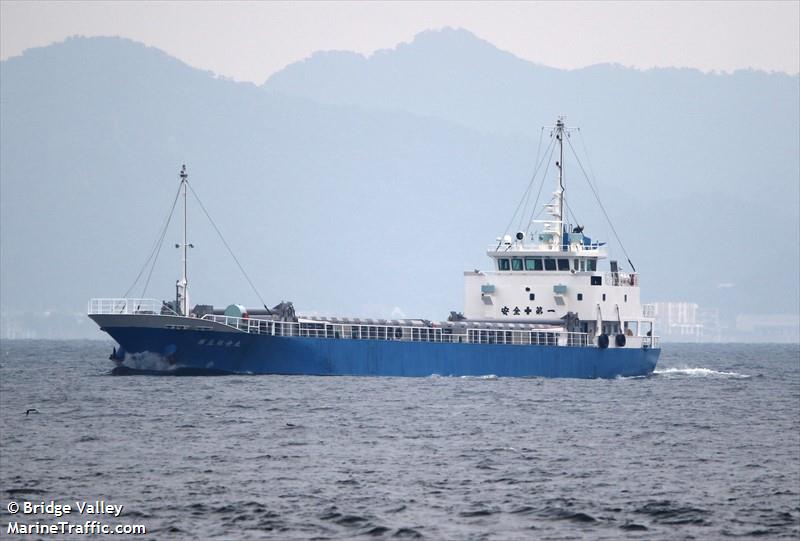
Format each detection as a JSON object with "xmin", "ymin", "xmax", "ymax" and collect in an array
[{"xmin": 176, "ymin": 165, "xmax": 193, "ymax": 316}]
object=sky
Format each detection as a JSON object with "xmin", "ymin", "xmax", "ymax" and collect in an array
[{"xmin": 1, "ymin": 0, "xmax": 798, "ymax": 84}]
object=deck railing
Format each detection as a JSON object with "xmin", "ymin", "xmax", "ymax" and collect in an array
[
  {"xmin": 479, "ymin": 269, "xmax": 639, "ymax": 287},
  {"xmin": 88, "ymin": 298, "xmax": 179, "ymax": 316},
  {"xmin": 603, "ymin": 272, "xmax": 638, "ymax": 287},
  {"xmin": 88, "ymin": 300, "xmax": 660, "ymax": 349},
  {"xmin": 486, "ymin": 244, "xmax": 605, "ymax": 254},
  {"xmin": 201, "ymin": 314, "xmax": 591, "ymax": 347},
  {"xmin": 642, "ymin": 336, "xmax": 660, "ymax": 348}
]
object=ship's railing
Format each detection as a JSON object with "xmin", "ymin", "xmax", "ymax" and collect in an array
[
  {"xmin": 88, "ymin": 298, "xmax": 178, "ymax": 316},
  {"xmin": 603, "ymin": 272, "xmax": 639, "ymax": 287},
  {"xmin": 642, "ymin": 335, "xmax": 660, "ymax": 348},
  {"xmin": 201, "ymin": 314, "xmax": 591, "ymax": 347},
  {"xmin": 476, "ymin": 267, "xmax": 639, "ymax": 287},
  {"xmin": 486, "ymin": 244, "xmax": 605, "ymax": 253},
  {"xmin": 641, "ymin": 304, "xmax": 656, "ymax": 318}
]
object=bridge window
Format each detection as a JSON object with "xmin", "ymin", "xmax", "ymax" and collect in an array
[
  {"xmin": 587, "ymin": 259, "xmax": 597, "ymax": 271},
  {"xmin": 558, "ymin": 259, "xmax": 570, "ymax": 271},
  {"xmin": 591, "ymin": 276, "xmax": 602, "ymax": 286},
  {"xmin": 511, "ymin": 258, "xmax": 523, "ymax": 271},
  {"xmin": 573, "ymin": 259, "xmax": 579, "ymax": 271},
  {"xmin": 498, "ymin": 258, "xmax": 510, "ymax": 270},
  {"xmin": 525, "ymin": 258, "xmax": 543, "ymax": 271},
  {"xmin": 544, "ymin": 258, "xmax": 556, "ymax": 271}
]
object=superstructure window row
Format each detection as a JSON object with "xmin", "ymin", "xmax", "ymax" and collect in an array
[{"xmin": 497, "ymin": 258, "xmax": 596, "ymax": 272}]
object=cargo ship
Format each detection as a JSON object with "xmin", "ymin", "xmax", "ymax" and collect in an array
[{"xmin": 88, "ymin": 118, "xmax": 660, "ymax": 377}]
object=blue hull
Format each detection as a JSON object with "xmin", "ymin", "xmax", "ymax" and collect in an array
[{"xmin": 104, "ymin": 325, "xmax": 660, "ymax": 379}]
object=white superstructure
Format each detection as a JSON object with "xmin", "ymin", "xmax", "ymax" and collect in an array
[{"xmin": 463, "ymin": 117, "xmax": 656, "ymax": 348}]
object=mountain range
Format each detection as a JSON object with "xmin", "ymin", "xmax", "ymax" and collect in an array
[{"xmin": 1, "ymin": 29, "xmax": 798, "ymax": 338}]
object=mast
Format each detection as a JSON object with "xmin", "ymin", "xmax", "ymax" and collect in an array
[
  {"xmin": 177, "ymin": 164, "xmax": 190, "ymax": 316},
  {"xmin": 544, "ymin": 116, "xmax": 568, "ymax": 249},
  {"xmin": 534, "ymin": 117, "xmax": 575, "ymax": 250},
  {"xmin": 556, "ymin": 117, "xmax": 565, "ymax": 237}
]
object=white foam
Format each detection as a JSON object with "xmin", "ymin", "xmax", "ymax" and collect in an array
[
  {"xmin": 654, "ymin": 367, "xmax": 750, "ymax": 379},
  {"xmin": 427, "ymin": 374, "xmax": 499, "ymax": 380},
  {"xmin": 121, "ymin": 351, "xmax": 177, "ymax": 372}
]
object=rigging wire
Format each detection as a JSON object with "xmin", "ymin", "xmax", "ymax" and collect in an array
[
  {"xmin": 566, "ymin": 136, "xmax": 636, "ymax": 272},
  {"xmin": 577, "ymin": 129, "xmax": 602, "ymax": 195},
  {"xmin": 186, "ymin": 182, "xmax": 270, "ymax": 310},
  {"xmin": 563, "ymin": 198, "xmax": 583, "ymax": 232},
  {"xmin": 516, "ymin": 127, "xmax": 546, "ymax": 233},
  {"xmin": 139, "ymin": 205, "xmax": 176, "ymax": 300},
  {"xmin": 524, "ymin": 139, "xmax": 558, "ymax": 233},
  {"xmin": 499, "ymin": 134, "xmax": 557, "ymax": 244},
  {"xmin": 122, "ymin": 182, "xmax": 182, "ymax": 298}
]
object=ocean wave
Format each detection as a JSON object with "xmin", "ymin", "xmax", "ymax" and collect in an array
[{"xmin": 654, "ymin": 367, "xmax": 751, "ymax": 379}]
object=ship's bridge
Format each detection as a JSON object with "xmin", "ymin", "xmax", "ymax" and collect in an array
[
  {"xmin": 461, "ymin": 116, "xmax": 656, "ymax": 348},
  {"xmin": 466, "ymin": 226, "xmax": 647, "ymax": 337},
  {"xmin": 487, "ymin": 229, "xmax": 607, "ymax": 273}
]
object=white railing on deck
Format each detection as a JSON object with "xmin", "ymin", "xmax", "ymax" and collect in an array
[
  {"xmin": 642, "ymin": 304, "xmax": 656, "ymax": 318},
  {"xmin": 486, "ymin": 244, "xmax": 605, "ymax": 253},
  {"xmin": 642, "ymin": 335, "xmax": 660, "ymax": 348},
  {"xmin": 201, "ymin": 314, "xmax": 591, "ymax": 347},
  {"xmin": 478, "ymin": 268, "xmax": 639, "ymax": 287},
  {"xmin": 87, "ymin": 301, "xmax": 661, "ymax": 349},
  {"xmin": 603, "ymin": 272, "xmax": 639, "ymax": 287},
  {"xmin": 88, "ymin": 298, "xmax": 178, "ymax": 316}
]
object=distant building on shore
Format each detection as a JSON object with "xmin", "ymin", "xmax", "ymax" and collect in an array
[
  {"xmin": 652, "ymin": 302, "xmax": 705, "ymax": 341},
  {"xmin": 735, "ymin": 314, "xmax": 800, "ymax": 343},
  {"xmin": 651, "ymin": 301, "xmax": 798, "ymax": 343}
]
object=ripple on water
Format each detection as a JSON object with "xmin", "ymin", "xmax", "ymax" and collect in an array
[
  {"xmin": 633, "ymin": 500, "xmax": 710, "ymax": 525},
  {"xmin": 0, "ymin": 341, "xmax": 798, "ymax": 540}
]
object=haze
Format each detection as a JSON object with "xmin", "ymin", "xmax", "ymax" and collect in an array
[
  {"xmin": 1, "ymin": 1, "xmax": 798, "ymax": 83},
  {"xmin": 0, "ymin": 3, "xmax": 798, "ymax": 341}
]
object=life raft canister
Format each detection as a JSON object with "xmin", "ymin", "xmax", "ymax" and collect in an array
[
  {"xmin": 598, "ymin": 334, "xmax": 609, "ymax": 349},
  {"xmin": 615, "ymin": 334, "xmax": 627, "ymax": 347}
]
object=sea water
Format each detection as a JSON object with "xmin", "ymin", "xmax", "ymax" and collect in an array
[{"xmin": 1, "ymin": 341, "xmax": 798, "ymax": 539}]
